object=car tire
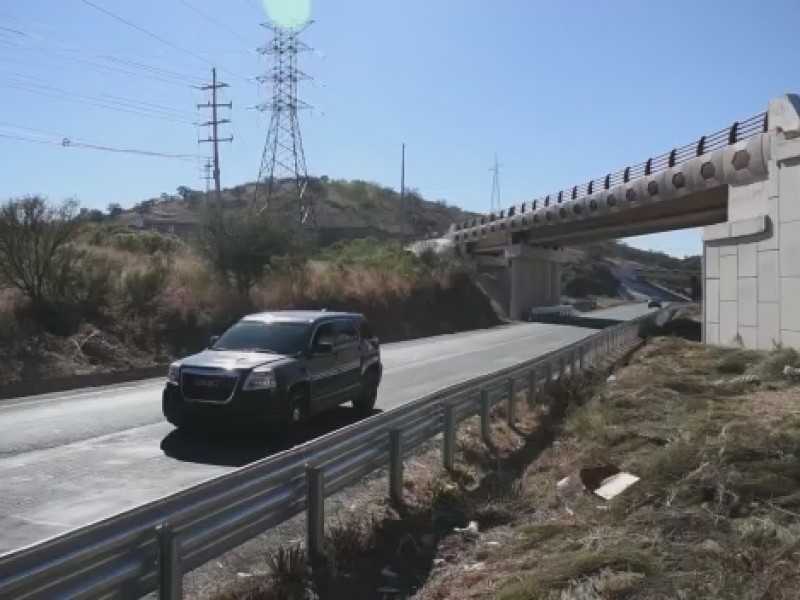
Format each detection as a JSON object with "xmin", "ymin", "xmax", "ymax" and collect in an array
[
  {"xmin": 353, "ymin": 369, "xmax": 379, "ymax": 416},
  {"xmin": 284, "ymin": 387, "xmax": 309, "ymax": 442}
]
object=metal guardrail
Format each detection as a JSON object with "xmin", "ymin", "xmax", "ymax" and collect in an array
[
  {"xmin": 0, "ymin": 307, "xmax": 676, "ymax": 599},
  {"xmin": 453, "ymin": 111, "xmax": 768, "ymax": 231}
]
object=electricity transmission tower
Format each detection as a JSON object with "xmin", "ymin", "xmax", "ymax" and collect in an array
[
  {"xmin": 490, "ymin": 154, "xmax": 502, "ymax": 213},
  {"xmin": 254, "ymin": 21, "xmax": 314, "ymax": 227},
  {"xmin": 197, "ymin": 68, "xmax": 233, "ymax": 205}
]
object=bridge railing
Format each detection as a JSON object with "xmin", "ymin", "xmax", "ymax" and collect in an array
[
  {"xmin": 0, "ymin": 307, "xmax": 676, "ymax": 600},
  {"xmin": 453, "ymin": 111, "xmax": 768, "ymax": 232}
]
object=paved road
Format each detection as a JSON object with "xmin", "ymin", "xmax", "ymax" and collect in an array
[
  {"xmin": 0, "ymin": 320, "xmax": 606, "ymax": 553},
  {"xmin": 612, "ymin": 265, "xmax": 687, "ymax": 304},
  {"xmin": 587, "ymin": 302, "xmax": 663, "ymax": 322}
]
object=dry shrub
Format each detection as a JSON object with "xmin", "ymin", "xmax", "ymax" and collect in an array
[{"xmin": 412, "ymin": 338, "xmax": 800, "ymax": 599}]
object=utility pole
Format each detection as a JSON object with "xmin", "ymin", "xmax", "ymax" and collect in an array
[
  {"xmin": 197, "ymin": 68, "xmax": 233, "ymax": 205},
  {"xmin": 490, "ymin": 154, "xmax": 502, "ymax": 213},
  {"xmin": 201, "ymin": 159, "xmax": 214, "ymax": 194},
  {"xmin": 399, "ymin": 142, "xmax": 406, "ymax": 244}
]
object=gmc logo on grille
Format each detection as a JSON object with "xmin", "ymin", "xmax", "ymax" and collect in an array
[{"xmin": 194, "ymin": 379, "xmax": 220, "ymax": 388}]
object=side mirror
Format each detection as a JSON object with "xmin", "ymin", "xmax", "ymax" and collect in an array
[
  {"xmin": 314, "ymin": 341, "xmax": 334, "ymax": 354},
  {"xmin": 313, "ymin": 337, "xmax": 335, "ymax": 355},
  {"xmin": 208, "ymin": 335, "xmax": 219, "ymax": 348}
]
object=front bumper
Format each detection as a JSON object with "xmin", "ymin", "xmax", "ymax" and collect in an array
[{"xmin": 162, "ymin": 384, "xmax": 292, "ymax": 429}]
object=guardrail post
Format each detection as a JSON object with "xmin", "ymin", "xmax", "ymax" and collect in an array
[
  {"xmin": 579, "ymin": 344, "xmax": 586, "ymax": 371},
  {"xmin": 306, "ymin": 466, "xmax": 325, "ymax": 561},
  {"xmin": 389, "ymin": 429, "xmax": 403, "ymax": 504},
  {"xmin": 570, "ymin": 348, "xmax": 577, "ymax": 374},
  {"xmin": 558, "ymin": 354, "xmax": 566, "ymax": 380},
  {"xmin": 480, "ymin": 389, "xmax": 491, "ymax": 445},
  {"xmin": 157, "ymin": 523, "xmax": 182, "ymax": 600},
  {"xmin": 545, "ymin": 361, "xmax": 553, "ymax": 385},
  {"xmin": 507, "ymin": 378, "xmax": 517, "ymax": 425},
  {"xmin": 527, "ymin": 368, "xmax": 537, "ymax": 406},
  {"xmin": 443, "ymin": 404, "xmax": 456, "ymax": 470}
]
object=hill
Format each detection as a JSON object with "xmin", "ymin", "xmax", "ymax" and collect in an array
[{"xmin": 113, "ymin": 177, "xmax": 475, "ymax": 244}]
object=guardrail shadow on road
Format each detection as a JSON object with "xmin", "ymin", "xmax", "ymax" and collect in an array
[
  {"xmin": 160, "ymin": 408, "xmax": 383, "ymax": 468},
  {"xmin": 530, "ymin": 315, "xmax": 627, "ymax": 330}
]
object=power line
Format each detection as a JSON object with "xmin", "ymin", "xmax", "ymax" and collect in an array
[
  {"xmin": 0, "ymin": 36, "xmax": 204, "ymax": 88},
  {"xmin": 0, "ymin": 129, "xmax": 198, "ymax": 161},
  {"xmin": 0, "ymin": 16, "xmax": 207, "ymax": 86},
  {"xmin": 0, "ymin": 72, "xmax": 200, "ymax": 120},
  {"xmin": 2, "ymin": 81, "xmax": 198, "ymax": 124},
  {"xmin": 80, "ymin": 0, "xmax": 250, "ymax": 83},
  {"xmin": 176, "ymin": 0, "xmax": 257, "ymax": 48}
]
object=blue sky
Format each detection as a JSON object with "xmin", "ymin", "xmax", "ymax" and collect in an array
[{"xmin": 0, "ymin": 0, "xmax": 797, "ymax": 257}]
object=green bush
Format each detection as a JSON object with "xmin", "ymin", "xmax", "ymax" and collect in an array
[
  {"xmin": 110, "ymin": 230, "xmax": 181, "ymax": 254},
  {"xmin": 119, "ymin": 255, "xmax": 171, "ymax": 315},
  {"xmin": 319, "ymin": 238, "xmax": 445, "ymax": 276}
]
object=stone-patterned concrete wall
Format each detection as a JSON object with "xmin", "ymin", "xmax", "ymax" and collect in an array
[{"xmin": 703, "ymin": 94, "xmax": 800, "ymax": 349}]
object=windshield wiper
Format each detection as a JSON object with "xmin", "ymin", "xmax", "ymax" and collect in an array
[{"xmin": 210, "ymin": 347, "xmax": 277, "ymax": 354}]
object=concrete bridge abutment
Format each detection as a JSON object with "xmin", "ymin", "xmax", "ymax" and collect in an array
[
  {"xmin": 505, "ymin": 245, "xmax": 567, "ymax": 320},
  {"xmin": 703, "ymin": 94, "xmax": 800, "ymax": 350}
]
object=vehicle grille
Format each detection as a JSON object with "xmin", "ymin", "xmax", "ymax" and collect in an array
[{"xmin": 181, "ymin": 371, "xmax": 238, "ymax": 403}]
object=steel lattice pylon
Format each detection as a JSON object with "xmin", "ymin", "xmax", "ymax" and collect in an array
[{"xmin": 254, "ymin": 21, "xmax": 314, "ymax": 227}]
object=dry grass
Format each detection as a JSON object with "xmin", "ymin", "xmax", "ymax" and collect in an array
[
  {"xmin": 0, "ymin": 230, "xmax": 497, "ymax": 384},
  {"xmin": 417, "ymin": 337, "xmax": 800, "ymax": 599}
]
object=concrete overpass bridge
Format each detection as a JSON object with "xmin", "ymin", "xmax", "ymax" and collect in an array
[{"xmin": 443, "ymin": 93, "xmax": 800, "ymax": 350}]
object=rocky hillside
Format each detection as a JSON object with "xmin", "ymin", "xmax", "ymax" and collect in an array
[{"xmin": 113, "ymin": 178, "xmax": 475, "ymax": 245}]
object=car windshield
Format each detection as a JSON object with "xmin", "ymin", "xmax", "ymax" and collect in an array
[{"xmin": 211, "ymin": 320, "xmax": 312, "ymax": 355}]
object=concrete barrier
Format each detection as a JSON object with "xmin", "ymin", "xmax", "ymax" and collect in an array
[{"xmin": 0, "ymin": 365, "xmax": 169, "ymax": 401}]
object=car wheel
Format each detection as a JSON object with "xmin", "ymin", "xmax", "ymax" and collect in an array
[
  {"xmin": 353, "ymin": 370, "xmax": 379, "ymax": 416},
  {"xmin": 285, "ymin": 387, "xmax": 309, "ymax": 441}
]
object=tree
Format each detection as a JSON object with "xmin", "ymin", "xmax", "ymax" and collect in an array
[
  {"xmin": 176, "ymin": 186, "xmax": 193, "ymax": 201},
  {"xmin": 107, "ymin": 203, "xmax": 123, "ymax": 217},
  {"xmin": 0, "ymin": 196, "xmax": 81, "ymax": 306},
  {"xmin": 196, "ymin": 207, "xmax": 307, "ymax": 296}
]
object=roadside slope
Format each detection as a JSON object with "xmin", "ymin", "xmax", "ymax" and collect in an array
[{"xmin": 201, "ymin": 337, "xmax": 800, "ymax": 600}]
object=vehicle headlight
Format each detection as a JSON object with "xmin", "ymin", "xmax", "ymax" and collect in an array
[
  {"xmin": 243, "ymin": 366, "xmax": 277, "ymax": 391},
  {"xmin": 167, "ymin": 362, "xmax": 181, "ymax": 385}
]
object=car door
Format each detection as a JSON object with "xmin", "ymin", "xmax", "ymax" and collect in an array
[
  {"xmin": 332, "ymin": 319, "xmax": 362, "ymax": 397},
  {"xmin": 307, "ymin": 322, "xmax": 341, "ymax": 410}
]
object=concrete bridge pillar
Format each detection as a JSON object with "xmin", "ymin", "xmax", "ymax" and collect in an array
[
  {"xmin": 505, "ymin": 245, "xmax": 567, "ymax": 320},
  {"xmin": 703, "ymin": 94, "xmax": 800, "ymax": 349}
]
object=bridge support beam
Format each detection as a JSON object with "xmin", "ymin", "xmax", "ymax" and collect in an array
[
  {"xmin": 703, "ymin": 94, "xmax": 800, "ymax": 350},
  {"xmin": 505, "ymin": 245, "xmax": 567, "ymax": 320}
]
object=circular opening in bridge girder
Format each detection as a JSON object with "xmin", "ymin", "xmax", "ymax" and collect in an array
[{"xmin": 700, "ymin": 161, "xmax": 716, "ymax": 179}]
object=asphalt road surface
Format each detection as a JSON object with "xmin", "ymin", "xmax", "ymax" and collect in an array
[
  {"xmin": 0, "ymin": 315, "xmax": 653, "ymax": 554},
  {"xmin": 612, "ymin": 265, "xmax": 688, "ymax": 303}
]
